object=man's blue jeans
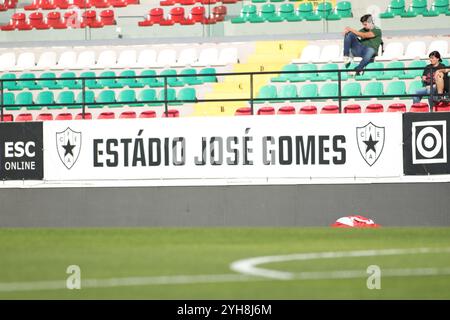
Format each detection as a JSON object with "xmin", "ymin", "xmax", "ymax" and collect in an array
[
  {"xmin": 343, "ymin": 32, "xmax": 376, "ymax": 72},
  {"xmin": 413, "ymin": 85, "xmax": 437, "ymax": 106}
]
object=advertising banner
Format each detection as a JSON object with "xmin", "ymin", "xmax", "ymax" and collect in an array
[
  {"xmin": 403, "ymin": 112, "xmax": 450, "ymax": 175},
  {"xmin": 43, "ymin": 113, "xmax": 403, "ymax": 182},
  {"xmin": 0, "ymin": 122, "xmax": 43, "ymax": 180}
]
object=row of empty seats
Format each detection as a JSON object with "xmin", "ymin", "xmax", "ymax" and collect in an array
[
  {"xmin": 381, "ymin": 0, "xmax": 450, "ymax": 18},
  {"xmin": 231, "ymin": 1, "xmax": 352, "ymax": 23},
  {"xmin": 1, "ymin": 68, "xmax": 217, "ymax": 91},
  {"xmin": 0, "ymin": 47, "xmax": 237, "ymax": 71},
  {"xmin": 0, "ymin": 109, "xmax": 179, "ymax": 122},
  {"xmin": 23, "ymin": 0, "xmax": 138, "ymax": 10},
  {"xmin": 0, "ymin": 10, "xmax": 116, "ymax": 31},
  {"xmin": 1, "ymin": 88, "xmax": 197, "ymax": 110},
  {"xmin": 0, "ymin": 0, "xmax": 17, "ymax": 11},
  {"xmin": 295, "ymin": 40, "xmax": 449, "ymax": 64},
  {"xmin": 160, "ymin": 0, "xmax": 239, "ymax": 6},
  {"xmin": 235, "ymin": 102, "xmax": 449, "ymax": 115},
  {"xmin": 138, "ymin": 6, "xmax": 226, "ymax": 26}
]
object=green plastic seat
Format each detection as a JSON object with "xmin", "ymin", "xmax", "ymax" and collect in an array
[
  {"xmin": 96, "ymin": 90, "xmax": 116, "ymax": 108},
  {"xmin": 117, "ymin": 89, "xmax": 137, "ymax": 106},
  {"xmin": 137, "ymin": 89, "xmax": 159, "ymax": 106},
  {"xmin": 399, "ymin": 60, "xmax": 427, "ymax": 79},
  {"xmin": 15, "ymin": 92, "xmax": 33, "ymax": 108},
  {"xmin": 407, "ymin": 80, "xmax": 423, "ymax": 100},
  {"xmin": 158, "ymin": 88, "xmax": 178, "ymax": 105},
  {"xmin": 34, "ymin": 91, "xmax": 55, "ymax": 110},
  {"xmin": 2, "ymin": 92, "xmax": 18, "ymax": 110},
  {"xmin": 342, "ymin": 82, "xmax": 362, "ymax": 99},
  {"xmin": 336, "ymin": 1, "xmax": 353, "ymax": 18},
  {"xmin": 318, "ymin": 83, "xmax": 338, "ymax": 100},
  {"xmin": 80, "ymin": 71, "xmax": 103, "ymax": 89},
  {"xmin": 383, "ymin": 81, "xmax": 406, "ymax": 99},
  {"xmin": 294, "ymin": 64, "xmax": 317, "ymax": 82},
  {"xmin": 355, "ymin": 62, "xmax": 384, "ymax": 80},
  {"xmin": 251, "ymin": 0, "xmax": 266, "ymax": 3},
  {"xmin": 316, "ymin": 1, "xmax": 333, "ymax": 18},
  {"xmin": 98, "ymin": 71, "xmax": 122, "ymax": 89},
  {"xmin": 271, "ymin": 64, "xmax": 298, "ymax": 82},
  {"xmin": 314, "ymin": 63, "xmax": 342, "ymax": 81},
  {"xmin": 279, "ymin": 3, "xmax": 295, "ymax": 19},
  {"xmin": 75, "ymin": 90, "xmax": 95, "ymax": 109},
  {"xmin": 117, "ymin": 70, "xmax": 143, "ymax": 88},
  {"xmin": 261, "ymin": 4, "xmax": 276, "ymax": 19},
  {"xmin": 179, "ymin": 68, "xmax": 203, "ymax": 85},
  {"xmin": 298, "ymin": 83, "xmax": 318, "ymax": 101},
  {"xmin": 58, "ymin": 72, "xmax": 81, "ymax": 89},
  {"xmin": 298, "ymin": 2, "xmax": 313, "ymax": 19},
  {"xmin": 361, "ymin": 82, "xmax": 384, "ymax": 100},
  {"xmin": 160, "ymin": 69, "xmax": 184, "ymax": 87},
  {"xmin": 1, "ymin": 73, "xmax": 21, "ymax": 90},
  {"xmin": 377, "ymin": 61, "xmax": 405, "ymax": 80},
  {"xmin": 56, "ymin": 91, "xmax": 75, "ymax": 108},
  {"xmin": 17, "ymin": 73, "xmax": 42, "ymax": 90},
  {"xmin": 410, "ymin": 0, "xmax": 428, "ymax": 14},
  {"xmin": 177, "ymin": 87, "xmax": 197, "ymax": 102},
  {"xmin": 139, "ymin": 70, "xmax": 163, "ymax": 87},
  {"xmin": 380, "ymin": 8, "xmax": 395, "ymax": 18},
  {"xmin": 198, "ymin": 68, "xmax": 217, "ymax": 83},
  {"xmin": 255, "ymin": 84, "xmax": 277, "ymax": 104},
  {"xmin": 231, "ymin": 5, "xmax": 257, "ymax": 23},
  {"xmin": 278, "ymin": 84, "xmax": 297, "ymax": 101},
  {"xmin": 38, "ymin": 72, "xmax": 62, "ymax": 90},
  {"xmin": 389, "ymin": 0, "xmax": 406, "ymax": 15}
]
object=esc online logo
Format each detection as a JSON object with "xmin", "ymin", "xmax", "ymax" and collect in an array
[{"xmin": 412, "ymin": 121, "xmax": 447, "ymax": 164}]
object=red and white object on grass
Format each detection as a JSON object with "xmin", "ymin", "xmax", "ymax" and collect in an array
[{"xmin": 331, "ymin": 215, "xmax": 380, "ymax": 228}]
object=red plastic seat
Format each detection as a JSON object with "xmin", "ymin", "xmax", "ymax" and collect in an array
[
  {"xmin": 110, "ymin": 0, "xmax": 127, "ymax": 7},
  {"xmin": 1, "ymin": 114, "xmax": 13, "ymax": 122},
  {"xmin": 82, "ymin": 10, "xmax": 103, "ymax": 28},
  {"xmin": 410, "ymin": 102, "xmax": 429, "ymax": 113},
  {"xmin": 100, "ymin": 10, "xmax": 115, "ymax": 25},
  {"xmin": 119, "ymin": 111, "xmax": 137, "ymax": 119},
  {"xmin": 213, "ymin": 5, "xmax": 227, "ymax": 21},
  {"xmin": 299, "ymin": 105, "xmax": 317, "ymax": 114},
  {"xmin": 179, "ymin": 0, "xmax": 196, "ymax": 4},
  {"xmin": 73, "ymin": 0, "xmax": 92, "ymax": 8},
  {"xmin": 433, "ymin": 101, "xmax": 450, "ymax": 112},
  {"xmin": 162, "ymin": 109, "xmax": 180, "ymax": 118},
  {"xmin": 16, "ymin": 113, "xmax": 33, "ymax": 122},
  {"xmin": 199, "ymin": 0, "xmax": 217, "ymax": 4},
  {"xmin": 191, "ymin": 6, "xmax": 205, "ymax": 23},
  {"xmin": 159, "ymin": 18, "xmax": 175, "ymax": 26},
  {"xmin": 234, "ymin": 107, "xmax": 252, "ymax": 116},
  {"xmin": 98, "ymin": 112, "xmax": 115, "ymax": 119},
  {"xmin": 277, "ymin": 106, "xmax": 296, "ymax": 115},
  {"xmin": 36, "ymin": 113, "xmax": 53, "ymax": 121},
  {"xmin": 257, "ymin": 106, "xmax": 275, "ymax": 115},
  {"xmin": 56, "ymin": 113, "xmax": 73, "ymax": 120},
  {"xmin": 64, "ymin": 11, "xmax": 82, "ymax": 28},
  {"xmin": 170, "ymin": 7, "xmax": 185, "ymax": 23},
  {"xmin": 365, "ymin": 104, "xmax": 384, "ymax": 113},
  {"xmin": 24, "ymin": 0, "xmax": 41, "ymax": 10},
  {"xmin": 149, "ymin": 8, "xmax": 164, "ymax": 24},
  {"xmin": 92, "ymin": 0, "xmax": 110, "ymax": 8},
  {"xmin": 29, "ymin": 12, "xmax": 50, "ymax": 29},
  {"xmin": 160, "ymin": 0, "xmax": 176, "ymax": 5},
  {"xmin": 42, "ymin": 0, "xmax": 57, "ymax": 9},
  {"xmin": 320, "ymin": 105, "xmax": 340, "ymax": 114},
  {"xmin": 75, "ymin": 112, "xmax": 93, "ymax": 120},
  {"xmin": 138, "ymin": 17, "xmax": 154, "ymax": 27},
  {"xmin": 139, "ymin": 110, "xmax": 157, "ymax": 118},
  {"xmin": 344, "ymin": 104, "xmax": 361, "ymax": 113},
  {"xmin": 47, "ymin": 11, "xmax": 67, "ymax": 29},
  {"xmin": 387, "ymin": 103, "xmax": 406, "ymax": 112},
  {"xmin": 55, "ymin": 0, "xmax": 70, "ymax": 9}
]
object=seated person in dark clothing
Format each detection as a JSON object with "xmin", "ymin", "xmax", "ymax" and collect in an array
[
  {"xmin": 413, "ymin": 51, "xmax": 446, "ymax": 106},
  {"xmin": 343, "ymin": 14, "xmax": 383, "ymax": 76},
  {"xmin": 436, "ymin": 64, "xmax": 450, "ymax": 102}
]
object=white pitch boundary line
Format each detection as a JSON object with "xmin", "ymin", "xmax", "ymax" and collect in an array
[
  {"xmin": 1, "ymin": 248, "xmax": 450, "ymax": 293},
  {"xmin": 230, "ymin": 247, "xmax": 450, "ymax": 280}
]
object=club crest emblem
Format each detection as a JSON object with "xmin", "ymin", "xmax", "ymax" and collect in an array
[
  {"xmin": 356, "ymin": 122, "xmax": 385, "ymax": 166},
  {"xmin": 56, "ymin": 127, "xmax": 82, "ymax": 169}
]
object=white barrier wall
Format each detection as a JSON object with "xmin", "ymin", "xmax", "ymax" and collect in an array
[{"xmin": 42, "ymin": 113, "xmax": 404, "ymax": 183}]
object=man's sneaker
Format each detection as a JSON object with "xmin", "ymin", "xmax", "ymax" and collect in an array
[{"xmin": 343, "ymin": 56, "xmax": 353, "ymax": 68}]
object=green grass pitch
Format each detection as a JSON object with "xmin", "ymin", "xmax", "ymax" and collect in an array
[{"xmin": 0, "ymin": 227, "xmax": 449, "ymax": 299}]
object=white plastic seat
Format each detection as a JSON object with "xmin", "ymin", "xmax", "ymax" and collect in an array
[
  {"xmin": 73, "ymin": 50, "xmax": 96, "ymax": 69},
  {"xmin": 151, "ymin": 49, "xmax": 177, "ymax": 68},
  {"xmin": 215, "ymin": 47, "xmax": 238, "ymax": 66},
  {"xmin": 292, "ymin": 45, "xmax": 321, "ymax": 64},
  {"xmin": 94, "ymin": 50, "xmax": 117, "ymax": 69},
  {"xmin": 114, "ymin": 49, "xmax": 137, "ymax": 69},
  {"xmin": 33, "ymin": 51, "xmax": 57, "ymax": 70},
  {"xmin": 132, "ymin": 49, "xmax": 157, "ymax": 68},
  {"xmin": 402, "ymin": 41, "xmax": 426, "ymax": 60},
  {"xmin": 12, "ymin": 52, "xmax": 36, "ymax": 71},
  {"xmin": 316, "ymin": 44, "xmax": 341, "ymax": 63},
  {"xmin": 191, "ymin": 47, "xmax": 219, "ymax": 67},
  {"xmin": 377, "ymin": 42, "xmax": 404, "ymax": 61},
  {"xmin": 172, "ymin": 48, "xmax": 197, "ymax": 67},
  {"xmin": 53, "ymin": 51, "xmax": 77, "ymax": 70},
  {"xmin": 428, "ymin": 40, "xmax": 449, "ymax": 58},
  {"xmin": 0, "ymin": 52, "xmax": 16, "ymax": 72}
]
